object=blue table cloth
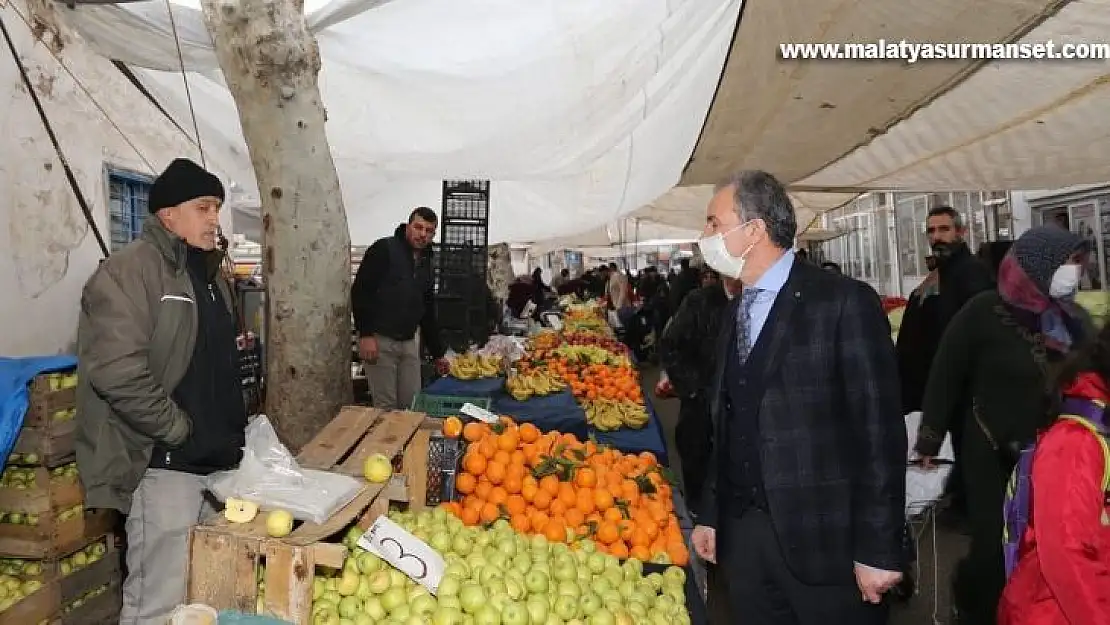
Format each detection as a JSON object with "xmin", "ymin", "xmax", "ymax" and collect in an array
[
  {"xmin": 422, "ymin": 376, "xmax": 668, "ymax": 464},
  {"xmin": 594, "ymin": 396, "xmax": 669, "ymax": 465},
  {"xmin": 420, "ymin": 375, "xmax": 505, "ymax": 399},
  {"xmin": 0, "ymin": 356, "xmax": 78, "ymax": 462}
]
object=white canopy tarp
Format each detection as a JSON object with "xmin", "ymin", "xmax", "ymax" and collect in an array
[
  {"xmin": 55, "ymin": 0, "xmax": 741, "ymax": 245},
  {"xmin": 524, "ymin": 219, "xmax": 702, "ymax": 257}
]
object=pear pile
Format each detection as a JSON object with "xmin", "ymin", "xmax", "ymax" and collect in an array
[
  {"xmin": 450, "ymin": 354, "xmax": 504, "ymax": 381},
  {"xmin": 505, "ymin": 372, "xmax": 567, "ymax": 402},
  {"xmin": 0, "ymin": 539, "xmax": 107, "ymax": 579},
  {"xmin": 0, "ymin": 575, "xmax": 43, "ymax": 613},
  {"xmin": 276, "ymin": 507, "xmax": 689, "ymax": 625},
  {"xmin": 0, "ymin": 462, "xmax": 79, "ymax": 489},
  {"xmin": 0, "ymin": 503, "xmax": 83, "ymax": 527}
]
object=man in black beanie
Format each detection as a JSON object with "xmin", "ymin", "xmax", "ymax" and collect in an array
[{"xmin": 75, "ymin": 158, "xmax": 247, "ymax": 624}]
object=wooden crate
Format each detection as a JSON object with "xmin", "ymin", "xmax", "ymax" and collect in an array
[
  {"xmin": 9, "ymin": 421, "xmax": 77, "ymax": 469},
  {"xmin": 55, "ymin": 581, "xmax": 120, "ymax": 625},
  {"xmin": 0, "ymin": 533, "xmax": 115, "ymax": 585},
  {"xmin": 24, "ymin": 375, "xmax": 77, "ymax": 429},
  {"xmin": 0, "ymin": 491, "xmax": 114, "ymax": 560},
  {"xmin": 185, "ymin": 407, "xmax": 430, "ymax": 625},
  {"xmin": 8, "ymin": 373, "xmax": 79, "ymax": 469},
  {"xmin": 0, "ymin": 535, "xmax": 121, "ymax": 625}
]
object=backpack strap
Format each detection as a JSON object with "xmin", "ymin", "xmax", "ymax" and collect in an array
[{"xmin": 1058, "ymin": 398, "xmax": 1110, "ymax": 493}]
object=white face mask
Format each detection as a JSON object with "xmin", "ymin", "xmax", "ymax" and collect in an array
[
  {"xmin": 1049, "ymin": 263, "xmax": 1082, "ymax": 299},
  {"xmin": 699, "ymin": 222, "xmax": 756, "ymax": 280}
]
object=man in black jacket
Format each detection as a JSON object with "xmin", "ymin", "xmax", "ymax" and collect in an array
[
  {"xmin": 657, "ymin": 270, "xmax": 736, "ymax": 515},
  {"xmin": 692, "ymin": 170, "xmax": 905, "ymax": 625},
  {"xmin": 352, "ymin": 207, "xmax": 446, "ymax": 409},
  {"xmin": 895, "ymin": 206, "xmax": 993, "ymax": 523}
]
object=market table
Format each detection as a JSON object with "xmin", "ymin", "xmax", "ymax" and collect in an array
[{"xmin": 422, "ymin": 375, "xmax": 669, "ymax": 464}]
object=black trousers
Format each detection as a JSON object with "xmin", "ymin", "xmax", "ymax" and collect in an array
[
  {"xmin": 719, "ymin": 511, "xmax": 889, "ymax": 625},
  {"xmin": 675, "ymin": 397, "xmax": 712, "ymax": 514},
  {"xmin": 951, "ymin": 421, "xmax": 1010, "ymax": 625}
]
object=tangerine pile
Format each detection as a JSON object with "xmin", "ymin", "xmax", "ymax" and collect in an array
[
  {"xmin": 441, "ymin": 417, "xmax": 689, "ymax": 567},
  {"xmin": 519, "ymin": 357, "xmax": 643, "ymax": 405}
]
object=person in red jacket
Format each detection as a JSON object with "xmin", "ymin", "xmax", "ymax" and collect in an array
[{"xmin": 998, "ymin": 328, "xmax": 1110, "ymax": 625}]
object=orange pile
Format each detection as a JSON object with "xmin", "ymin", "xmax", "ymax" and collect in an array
[
  {"xmin": 565, "ymin": 363, "xmax": 642, "ymax": 404},
  {"xmin": 441, "ymin": 417, "xmax": 689, "ymax": 566}
]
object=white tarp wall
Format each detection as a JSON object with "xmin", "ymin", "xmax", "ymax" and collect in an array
[
  {"xmin": 0, "ymin": 0, "xmax": 235, "ymax": 356},
  {"xmin": 57, "ymin": 0, "xmax": 741, "ymax": 245}
]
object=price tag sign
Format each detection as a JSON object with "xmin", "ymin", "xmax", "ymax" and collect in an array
[
  {"xmin": 460, "ymin": 403, "xmax": 499, "ymax": 424},
  {"xmin": 357, "ymin": 516, "xmax": 445, "ymax": 594}
]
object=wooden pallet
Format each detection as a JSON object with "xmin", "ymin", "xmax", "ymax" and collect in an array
[
  {"xmin": 0, "ymin": 535, "xmax": 121, "ymax": 625},
  {"xmin": 186, "ymin": 407, "xmax": 430, "ymax": 625}
]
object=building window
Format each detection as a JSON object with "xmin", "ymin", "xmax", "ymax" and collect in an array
[{"xmin": 107, "ymin": 168, "xmax": 153, "ymax": 251}]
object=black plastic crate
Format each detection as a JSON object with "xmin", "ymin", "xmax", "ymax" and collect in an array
[
  {"xmin": 434, "ymin": 244, "xmax": 487, "ymax": 276},
  {"xmin": 237, "ymin": 334, "xmax": 264, "ymax": 415},
  {"xmin": 437, "ymin": 275, "xmax": 488, "ymax": 299},
  {"xmin": 441, "ymin": 222, "xmax": 488, "ymax": 247},
  {"xmin": 442, "ymin": 180, "xmax": 490, "ymax": 222}
]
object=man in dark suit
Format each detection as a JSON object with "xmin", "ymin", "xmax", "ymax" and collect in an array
[{"xmin": 690, "ymin": 170, "xmax": 907, "ymax": 625}]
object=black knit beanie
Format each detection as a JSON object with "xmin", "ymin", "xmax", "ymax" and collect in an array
[
  {"xmin": 1009, "ymin": 225, "xmax": 1085, "ymax": 295},
  {"xmin": 148, "ymin": 158, "xmax": 225, "ymax": 213}
]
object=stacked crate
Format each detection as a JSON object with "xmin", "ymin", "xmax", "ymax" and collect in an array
[
  {"xmin": 435, "ymin": 180, "xmax": 492, "ymax": 350},
  {"xmin": 0, "ymin": 371, "xmax": 121, "ymax": 624}
]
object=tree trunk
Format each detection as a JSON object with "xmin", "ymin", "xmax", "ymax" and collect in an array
[{"xmin": 200, "ymin": 0, "xmax": 352, "ymax": 450}]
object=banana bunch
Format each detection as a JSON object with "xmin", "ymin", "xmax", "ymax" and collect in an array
[
  {"xmin": 552, "ymin": 345, "xmax": 620, "ymax": 366},
  {"xmin": 505, "ymin": 372, "xmax": 566, "ymax": 401},
  {"xmin": 449, "ymin": 353, "xmax": 503, "ymax": 380},
  {"xmin": 585, "ymin": 399, "xmax": 650, "ymax": 431}
]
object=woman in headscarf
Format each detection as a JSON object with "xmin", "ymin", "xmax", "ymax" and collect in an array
[
  {"xmin": 915, "ymin": 225, "xmax": 1094, "ymax": 625},
  {"xmin": 997, "ymin": 321, "xmax": 1110, "ymax": 625}
]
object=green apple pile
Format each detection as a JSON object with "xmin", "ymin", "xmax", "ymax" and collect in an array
[
  {"xmin": 49, "ymin": 407, "xmax": 77, "ymax": 422},
  {"xmin": 282, "ymin": 506, "xmax": 689, "ymax": 625},
  {"xmin": 0, "ymin": 574, "xmax": 43, "ymax": 612},
  {"xmin": 0, "ymin": 503, "xmax": 83, "ymax": 527},
  {"xmin": 0, "ymin": 462, "xmax": 78, "ymax": 489},
  {"xmin": 61, "ymin": 581, "xmax": 110, "ymax": 614},
  {"xmin": 6, "ymin": 453, "xmax": 41, "ymax": 466},
  {"xmin": 0, "ymin": 538, "xmax": 105, "ymax": 579},
  {"xmin": 44, "ymin": 372, "xmax": 78, "ymax": 391}
]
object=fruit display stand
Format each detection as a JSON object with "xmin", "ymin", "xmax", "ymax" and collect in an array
[
  {"xmin": 0, "ymin": 371, "xmax": 122, "ymax": 624},
  {"xmin": 185, "ymin": 406, "xmax": 431, "ymax": 624}
]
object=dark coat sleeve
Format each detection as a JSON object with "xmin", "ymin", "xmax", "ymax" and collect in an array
[
  {"xmin": 657, "ymin": 291, "xmax": 706, "ymax": 399},
  {"xmin": 916, "ymin": 299, "xmax": 978, "ymax": 457},
  {"xmin": 894, "ymin": 294, "xmax": 928, "ymax": 414},
  {"xmin": 351, "ymin": 240, "xmax": 389, "ymax": 337},
  {"xmin": 696, "ymin": 298, "xmax": 737, "ymax": 530},
  {"xmin": 838, "ymin": 280, "xmax": 907, "ymax": 572}
]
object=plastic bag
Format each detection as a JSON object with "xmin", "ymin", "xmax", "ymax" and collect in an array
[
  {"xmin": 205, "ymin": 416, "xmax": 363, "ymax": 524},
  {"xmin": 478, "ymin": 335, "xmax": 526, "ymax": 364}
]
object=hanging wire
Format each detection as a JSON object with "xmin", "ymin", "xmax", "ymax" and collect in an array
[
  {"xmin": 163, "ymin": 0, "xmax": 206, "ymax": 169},
  {"xmin": 4, "ymin": 2, "xmax": 154, "ymax": 173},
  {"xmin": 0, "ymin": 10, "xmax": 109, "ymax": 257}
]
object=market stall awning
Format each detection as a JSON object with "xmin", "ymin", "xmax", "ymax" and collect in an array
[
  {"xmin": 29, "ymin": 0, "xmax": 1110, "ymax": 247},
  {"xmin": 686, "ymin": 0, "xmax": 1110, "ymax": 198},
  {"xmin": 49, "ymin": 0, "xmax": 742, "ymax": 245}
]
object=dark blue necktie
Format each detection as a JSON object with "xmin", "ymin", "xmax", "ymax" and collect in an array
[{"xmin": 736, "ymin": 288, "xmax": 760, "ymax": 364}]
